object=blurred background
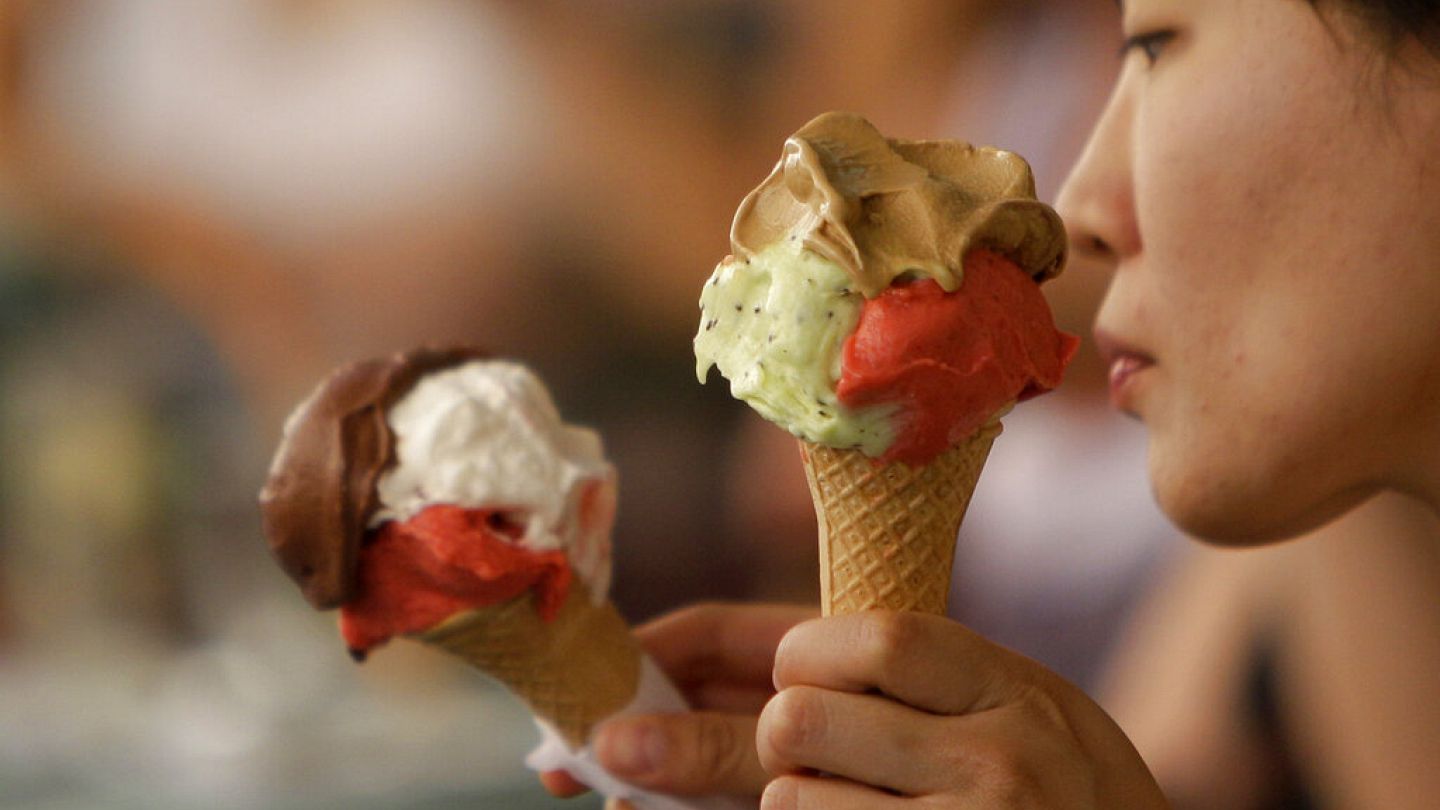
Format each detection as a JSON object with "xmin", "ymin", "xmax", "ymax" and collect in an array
[{"xmin": 0, "ymin": 1, "xmax": 1181, "ymax": 808}]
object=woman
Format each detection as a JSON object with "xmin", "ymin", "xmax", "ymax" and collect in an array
[{"xmin": 544, "ymin": 1, "xmax": 1440, "ymax": 806}]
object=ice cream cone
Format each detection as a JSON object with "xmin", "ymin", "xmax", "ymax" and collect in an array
[
  {"xmin": 418, "ymin": 579, "xmax": 641, "ymax": 748},
  {"xmin": 799, "ymin": 421, "xmax": 1002, "ymax": 616}
]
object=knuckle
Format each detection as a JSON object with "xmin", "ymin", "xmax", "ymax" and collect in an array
[
  {"xmin": 860, "ymin": 611, "xmax": 924, "ymax": 676},
  {"xmin": 762, "ymin": 687, "xmax": 827, "ymax": 762},
  {"xmin": 692, "ymin": 715, "xmax": 745, "ymax": 781},
  {"xmin": 986, "ymin": 768, "xmax": 1048, "ymax": 805},
  {"xmin": 967, "ymin": 740, "xmax": 1046, "ymax": 803},
  {"xmin": 1013, "ymin": 680, "xmax": 1085, "ymax": 748}
]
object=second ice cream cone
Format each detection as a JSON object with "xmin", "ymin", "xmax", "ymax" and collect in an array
[
  {"xmin": 800, "ymin": 421, "xmax": 1001, "ymax": 616},
  {"xmin": 419, "ymin": 580, "xmax": 641, "ymax": 748}
]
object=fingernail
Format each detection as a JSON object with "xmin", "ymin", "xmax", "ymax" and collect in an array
[{"xmin": 596, "ymin": 720, "xmax": 663, "ymax": 777}]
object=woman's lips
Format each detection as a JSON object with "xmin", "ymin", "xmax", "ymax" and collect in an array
[
  {"xmin": 1094, "ymin": 330, "xmax": 1155, "ymax": 414},
  {"xmin": 1108, "ymin": 354, "xmax": 1151, "ymax": 403}
]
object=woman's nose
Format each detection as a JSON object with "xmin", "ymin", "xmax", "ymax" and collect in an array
[{"xmin": 1055, "ymin": 83, "xmax": 1141, "ymax": 265}]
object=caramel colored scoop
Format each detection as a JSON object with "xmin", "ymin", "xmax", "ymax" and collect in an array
[{"xmin": 729, "ymin": 111, "xmax": 1066, "ymax": 298}]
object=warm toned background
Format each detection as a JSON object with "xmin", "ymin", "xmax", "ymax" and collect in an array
[{"xmin": 0, "ymin": 2, "xmax": 1184, "ymax": 808}]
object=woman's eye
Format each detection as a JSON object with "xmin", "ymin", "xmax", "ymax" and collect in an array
[{"xmin": 1119, "ymin": 29, "xmax": 1176, "ymax": 65}]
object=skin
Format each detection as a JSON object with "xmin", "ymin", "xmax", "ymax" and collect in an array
[
  {"xmin": 1060, "ymin": 0, "xmax": 1440, "ymax": 542},
  {"xmin": 545, "ymin": 1, "xmax": 1440, "ymax": 806}
]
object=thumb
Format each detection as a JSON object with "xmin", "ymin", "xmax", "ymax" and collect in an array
[{"xmin": 593, "ymin": 712, "xmax": 767, "ymax": 797}]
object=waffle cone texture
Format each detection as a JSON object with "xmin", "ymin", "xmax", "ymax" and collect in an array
[
  {"xmin": 800, "ymin": 423, "xmax": 1001, "ymax": 616},
  {"xmin": 418, "ymin": 580, "xmax": 641, "ymax": 748}
]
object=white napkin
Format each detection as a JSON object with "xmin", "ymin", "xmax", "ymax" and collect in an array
[{"xmin": 525, "ymin": 655, "xmax": 755, "ymax": 810}]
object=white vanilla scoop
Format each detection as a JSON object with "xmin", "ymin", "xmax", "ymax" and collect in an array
[{"xmin": 371, "ymin": 359, "xmax": 615, "ymax": 601}]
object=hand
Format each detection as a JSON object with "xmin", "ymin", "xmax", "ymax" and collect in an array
[
  {"xmin": 541, "ymin": 602, "xmax": 817, "ymax": 802},
  {"xmin": 755, "ymin": 611, "xmax": 1169, "ymax": 809}
]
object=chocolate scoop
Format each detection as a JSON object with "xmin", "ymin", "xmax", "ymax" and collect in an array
[{"xmin": 258, "ymin": 346, "xmax": 485, "ymax": 609}]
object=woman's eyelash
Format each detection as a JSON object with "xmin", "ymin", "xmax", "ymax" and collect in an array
[{"xmin": 1119, "ymin": 30, "xmax": 1177, "ymax": 64}]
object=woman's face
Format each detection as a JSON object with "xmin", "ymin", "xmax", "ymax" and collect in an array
[{"xmin": 1057, "ymin": 0, "xmax": 1440, "ymax": 543}]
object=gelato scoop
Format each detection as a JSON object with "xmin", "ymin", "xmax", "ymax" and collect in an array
[
  {"xmin": 259, "ymin": 345, "xmax": 480, "ymax": 610},
  {"xmin": 694, "ymin": 112, "xmax": 1076, "ymax": 614}
]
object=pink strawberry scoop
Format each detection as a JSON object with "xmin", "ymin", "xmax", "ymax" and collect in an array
[
  {"xmin": 838, "ymin": 249, "xmax": 1079, "ymax": 465},
  {"xmin": 339, "ymin": 504, "xmax": 573, "ymax": 657}
]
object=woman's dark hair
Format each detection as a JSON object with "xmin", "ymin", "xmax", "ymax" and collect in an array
[{"xmin": 1313, "ymin": 0, "xmax": 1440, "ymax": 59}]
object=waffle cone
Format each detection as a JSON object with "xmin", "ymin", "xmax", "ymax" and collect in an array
[
  {"xmin": 417, "ymin": 580, "xmax": 641, "ymax": 748},
  {"xmin": 800, "ymin": 422, "xmax": 1001, "ymax": 616}
]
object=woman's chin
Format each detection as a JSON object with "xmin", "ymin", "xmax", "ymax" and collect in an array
[
  {"xmin": 1165, "ymin": 502, "xmax": 1310, "ymax": 547},
  {"xmin": 1150, "ymin": 454, "xmax": 1375, "ymax": 547}
]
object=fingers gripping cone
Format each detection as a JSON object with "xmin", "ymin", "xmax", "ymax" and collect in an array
[
  {"xmin": 799, "ymin": 420, "xmax": 1002, "ymax": 616},
  {"xmin": 419, "ymin": 580, "xmax": 642, "ymax": 748}
]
